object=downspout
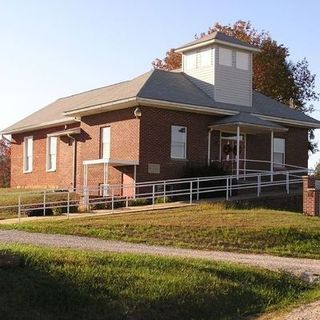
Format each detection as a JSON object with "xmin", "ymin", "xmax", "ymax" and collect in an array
[
  {"xmin": 67, "ymin": 134, "xmax": 77, "ymax": 190},
  {"xmin": 207, "ymin": 128, "xmax": 213, "ymax": 166},
  {"xmin": 1, "ymin": 134, "xmax": 14, "ymax": 144}
]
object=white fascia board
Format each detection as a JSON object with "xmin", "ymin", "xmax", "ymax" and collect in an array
[
  {"xmin": 252, "ymin": 113, "xmax": 320, "ymax": 128},
  {"xmin": 137, "ymin": 98, "xmax": 237, "ymax": 116},
  {"xmin": 63, "ymin": 98, "xmax": 137, "ymax": 117},
  {"xmin": 47, "ymin": 127, "xmax": 81, "ymax": 137},
  {"xmin": 83, "ymin": 158, "xmax": 139, "ymax": 166},
  {"xmin": 0, "ymin": 118, "xmax": 80, "ymax": 136},
  {"xmin": 175, "ymin": 39, "xmax": 261, "ymax": 54},
  {"xmin": 209, "ymin": 122, "xmax": 288, "ymax": 132}
]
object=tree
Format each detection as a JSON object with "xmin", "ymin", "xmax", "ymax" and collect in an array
[
  {"xmin": 314, "ymin": 161, "xmax": 320, "ymax": 180},
  {"xmin": 0, "ymin": 138, "xmax": 11, "ymax": 187},
  {"xmin": 153, "ymin": 20, "xmax": 319, "ymax": 152}
]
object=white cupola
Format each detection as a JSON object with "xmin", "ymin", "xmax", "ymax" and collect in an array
[{"xmin": 175, "ymin": 31, "xmax": 260, "ymax": 107}]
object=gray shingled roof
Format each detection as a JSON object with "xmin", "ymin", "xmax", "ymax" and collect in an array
[
  {"xmin": 175, "ymin": 31, "xmax": 259, "ymax": 51},
  {"xmin": 211, "ymin": 112, "xmax": 287, "ymax": 130},
  {"xmin": 2, "ymin": 71, "xmax": 152, "ymax": 133},
  {"xmin": 1, "ymin": 69, "xmax": 319, "ymax": 134}
]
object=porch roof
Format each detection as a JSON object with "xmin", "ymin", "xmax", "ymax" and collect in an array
[
  {"xmin": 83, "ymin": 158, "xmax": 139, "ymax": 166},
  {"xmin": 209, "ymin": 112, "xmax": 288, "ymax": 133}
]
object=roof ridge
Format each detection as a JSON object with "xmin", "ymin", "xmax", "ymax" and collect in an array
[
  {"xmin": 180, "ymin": 72, "xmax": 216, "ymax": 101},
  {"xmin": 136, "ymin": 69, "xmax": 156, "ymax": 97},
  {"xmin": 58, "ymin": 71, "xmax": 152, "ymax": 101}
]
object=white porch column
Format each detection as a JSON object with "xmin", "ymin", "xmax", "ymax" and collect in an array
[
  {"xmin": 133, "ymin": 165, "xmax": 137, "ymax": 199},
  {"xmin": 270, "ymin": 130, "xmax": 274, "ymax": 182},
  {"xmin": 236, "ymin": 125, "xmax": 240, "ymax": 180},
  {"xmin": 207, "ymin": 129, "xmax": 212, "ymax": 166}
]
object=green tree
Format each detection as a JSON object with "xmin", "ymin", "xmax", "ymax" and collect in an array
[
  {"xmin": 0, "ymin": 138, "xmax": 11, "ymax": 187},
  {"xmin": 153, "ymin": 20, "xmax": 319, "ymax": 152}
]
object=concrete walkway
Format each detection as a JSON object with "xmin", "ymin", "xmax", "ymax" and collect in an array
[
  {"xmin": 0, "ymin": 201, "xmax": 193, "ymax": 225},
  {"xmin": 0, "ymin": 229, "xmax": 319, "ymax": 282}
]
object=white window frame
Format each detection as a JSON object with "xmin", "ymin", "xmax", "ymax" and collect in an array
[
  {"xmin": 46, "ymin": 136, "xmax": 58, "ymax": 172},
  {"xmin": 171, "ymin": 125, "xmax": 187, "ymax": 160},
  {"xmin": 23, "ymin": 136, "xmax": 33, "ymax": 173},
  {"xmin": 198, "ymin": 48, "xmax": 212, "ymax": 67},
  {"xmin": 219, "ymin": 47, "xmax": 232, "ymax": 67},
  {"xmin": 273, "ymin": 138, "xmax": 285, "ymax": 168},
  {"xmin": 184, "ymin": 53, "xmax": 197, "ymax": 70},
  {"xmin": 100, "ymin": 126, "xmax": 111, "ymax": 159},
  {"xmin": 236, "ymin": 51, "xmax": 249, "ymax": 70}
]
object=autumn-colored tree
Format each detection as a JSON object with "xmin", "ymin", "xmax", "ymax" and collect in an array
[
  {"xmin": 0, "ymin": 138, "xmax": 11, "ymax": 187},
  {"xmin": 153, "ymin": 21, "xmax": 319, "ymax": 152}
]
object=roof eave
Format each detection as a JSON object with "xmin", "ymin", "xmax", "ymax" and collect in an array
[
  {"xmin": 175, "ymin": 39, "xmax": 261, "ymax": 53},
  {"xmin": 209, "ymin": 121, "xmax": 288, "ymax": 132},
  {"xmin": 252, "ymin": 114, "xmax": 320, "ymax": 129},
  {"xmin": 63, "ymin": 97, "xmax": 138, "ymax": 117},
  {"xmin": 0, "ymin": 118, "xmax": 80, "ymax": 136},
  {"xmin": 136, "ymin": 97, "xmax": 237, "ymax": 116}
]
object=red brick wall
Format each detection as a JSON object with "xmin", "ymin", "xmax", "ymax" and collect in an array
[
  {"xmin": 9, "ymin": 105, "xmax": 310, "ymax": 189},
  {"xmin": 11, "ymin": 123, "xmax": 79, "ymax": 188},
  {"xmin": 77, "ymin": 108, "xmax": 140, "ymax": 189},
  {"xmin": 137, "ymin": 107, "xmax": 220, "ymax": 182},
  {"xmin": 246, "ymin": 126, "xmax": 308, "ymax": 171}
]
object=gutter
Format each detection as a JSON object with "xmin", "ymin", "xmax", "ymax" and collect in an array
[
  {"xmin": 252, "ymin": 113, "xmax": 320, "ymax": 129},
  {"xmin": 0, "ymin": 118, "xmax": 80, "ymax": 136}
]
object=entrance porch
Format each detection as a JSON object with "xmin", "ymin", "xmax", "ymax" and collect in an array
[
  {"xmin": 83, "ymin": 159, "xmax": 139, "ymax": 197},
  {"xmin": 208, "ymin": 113, "xmax": 288, "ymax": 179}
]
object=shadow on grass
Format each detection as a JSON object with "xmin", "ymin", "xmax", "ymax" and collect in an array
[{"xmin": 0, "ymin": 249, "xmax": 311, "ymax": 320}]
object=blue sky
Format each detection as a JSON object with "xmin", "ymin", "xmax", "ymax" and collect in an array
[{"xmin": 1, "ymin": 0, "xmax": 319, "ymax": 166}]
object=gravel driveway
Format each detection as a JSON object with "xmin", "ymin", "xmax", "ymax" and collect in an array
[{"xmin": 1, "ymin": 229, "xmax": 320, "ymax": 281}]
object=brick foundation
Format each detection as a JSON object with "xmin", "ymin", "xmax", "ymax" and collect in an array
[{"xmin": 302, "ymin": 175, "xmax": 320, "ymax": 216}]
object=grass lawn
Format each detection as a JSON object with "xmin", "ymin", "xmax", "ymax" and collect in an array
[
  {"xmin": 0, "ymin": 188, "xmax": 78, "ymax": 220},
  {"xmin": 2, "ymin": 203, "xmax": 320, "ymax": 259},
  {"xmin": 0, "ymin": 243, "xmax": 319, "ymax": 320}
]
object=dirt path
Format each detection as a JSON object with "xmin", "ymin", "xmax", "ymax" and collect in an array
[
  {"xmin": 284, "ymin": 300, "xmax": 320, "ymax": 320},
  {"xmin": 0, "ymin": 229, "xmax": 320, "ymax": 281}
]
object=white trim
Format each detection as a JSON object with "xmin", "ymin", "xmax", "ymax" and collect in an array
[
  {"xmin": 47, "ymin": 127, "xmax": 81, "ymax": 137},
  {"xmin": 46, "ymin": 136, "xmax": 57, "ymax": 172},
  {"xmin": 100, "ymin": 126, "xmax": 111, "ymax": 159},
  {"xmin": 273, "ymin": 137, "xmax": 286, "ymax": 168},
  {"xmin": 207, "ymin": 129, "xmax": 212, "ymax": 165},
  {"xmin": 23, "ymin": 136, "xmax": 33, "ymax": 173},
  {"xmin": 83, "ymin": 158, "xmax": 139, "ymax": 166},
  {"xmin": 138, "ymin": 98, "xmax": 237, "ymax": 116},
  {"xmin": 170, "ymin": 125, "xmax": 187, "ymax": 160},
  {"xmin": 175, "ymin": 39, "xmax": 261, "ymax": 54},
  {"xmin": 236, "ymin": 126, "xmax": 240, "ymax": 180},
  {"xmin": 252, "ymin": 113, "xmax": 320, "ymax": 128},
  {"xmin": 209, "ymin": 121, "xmax": 287, "ymax": 132},
  {"xmin": 64, "ymin": 97, "xmax": 137, "ymax": 116},
  {"xmin": 270, "ymin": 131, "xmax": 274, "ymax": 181},
  {"xmin": 1, "ymin": 118, "xmax": 79, "ymax": 135}
]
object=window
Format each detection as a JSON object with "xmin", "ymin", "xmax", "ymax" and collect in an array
[
  {"xmin": 236, "ymin": 51, "xmax": 249, "ymax": 70},
  {"xmin": 101, "ymin": 127, "xmax": 111, "ymax": 159},
  {"xmin": 23, "ymin": 136, "xmax": 33, "ymax": 173},
  {"xmin": 184, "ymin": 53, "xmax": 197, "ymax": 70},
  {"xmin": 171, "ymin": 126, "xmax": 187, "ymax": 159},
  {"xmin": 198, "ymin": 49, "xmax": 212, "ymax": 67},
  {"xmin": 47, "ymin": 136, "xmax": 57, "ymax": 171},
  {"xmin": 273, "ymin": 138, "xmax": 285, "ymax": 167},
  {"xmin": 219, "ymin": 48, "xmax": 232, "ymax": 66}
]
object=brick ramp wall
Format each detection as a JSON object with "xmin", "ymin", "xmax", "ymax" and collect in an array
[{"xmin": 228, "ymin": 193, "xmax": 303, "ymax": 212}]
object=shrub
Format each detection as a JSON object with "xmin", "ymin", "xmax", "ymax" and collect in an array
[
  {"xmin": 183, "ymin": 162, "xmax": 227, "ymax": 178},
  {"xmin": 155, "ymin": 196, "xmax": 171, "ymax": 204},
  {"xmin": 128, "ymin": 198, "xmax": 150, "ymax": 206},
  {"xmin": 183, "ymin": 163, "xmax": 228, "ymax": 199},
  {"xmin": 51, "ymin": 206, "xmax": 78, "ymax": 216}
]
